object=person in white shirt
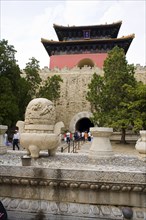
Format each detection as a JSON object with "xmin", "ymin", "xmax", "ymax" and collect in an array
[
  {"xmin": 13, "ymin": 130, "xmax": 20, "ymax": 150},
  {"xmin": 88, "ymin": 131, "xmax": 91, "ymax": 141},
  {"xmin": 81, "ymin": 131, "xmax": 85, "ymax": 142}
]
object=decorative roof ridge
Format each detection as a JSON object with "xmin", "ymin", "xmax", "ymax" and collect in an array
[
  {"xmin": 53, "ymin": 20, "xmax": 122, "ymax": 29},
  {"xmin": 117, "ymin": 34, "xmax": 135, "ymax": 39},
  {"xmin": 41, "ymin": 38, "xmax": 60, "ymax": 43}
]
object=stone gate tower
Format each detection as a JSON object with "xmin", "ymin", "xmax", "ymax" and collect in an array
[{"xmin": 40, "ymin": 21, "xmax": 135, "ymax": 132}]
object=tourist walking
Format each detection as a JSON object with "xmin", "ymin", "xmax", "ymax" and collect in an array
[
  {"xmin": 88, "ymin": 131, "xmax": 91, "ymax": 141},
  {"xmin": 81, "ymin": 131, "xmax": 85, "ymax": 143},
  {"xmin": 12, "ymin": 130, "xmax": 20, "ymax": 150},
  {"xmin": 66, "ymin": 131, "xmax": 71, "ymax": 144},
  {"xmin": 84, "ymin": 131, "xmax": 88, "ymax": 142},
  {"xmin": 74, "ymin": 130, "xmax": 79, "ymax": 142}
]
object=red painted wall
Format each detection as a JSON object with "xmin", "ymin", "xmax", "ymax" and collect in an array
[{"xmin": 50, "ymin": 53, "xmax": 108, "ymax": 69}]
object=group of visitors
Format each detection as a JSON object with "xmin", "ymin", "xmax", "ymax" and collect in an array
[
  {"xmin": 4, "ymin": 128, "xmax": 92, "ymax": 149},
  {"xmin": 63, "ymin": 131, "xmax": 71, "ymax": 143},
  {"xmin": 63, "ymin": 130, "xmax": 92, "ymax": 143},
  {"xmin": 80, "ymin": 131, "xmax": 92, "ymax": 142}
]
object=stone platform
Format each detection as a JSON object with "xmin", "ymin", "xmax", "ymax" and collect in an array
[{"xmin": 0, "ymin": 147, "xmax": 146, "ymax": 220}]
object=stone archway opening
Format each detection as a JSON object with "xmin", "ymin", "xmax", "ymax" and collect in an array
[
  {"xmin": 77, "ymin": 58, "xmax": 94, "ymax": 68},
  {"xmin": 75, "ymin": 117, "xmax": 94, "ymax": 132}
]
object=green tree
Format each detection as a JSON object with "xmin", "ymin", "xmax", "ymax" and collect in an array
[
  {"xmin": 0, "ymin": 39, "xmax": 22, "ymax": 126},
  {"xmin": 0, "ymin": 39, "xmax": 21, "ymax": 96},
  {"xmin": 24, "ymin": 57, "xmax": 42, "ymax": 98},
  {"xmin": 87, "ymin": 46, "xmax": 137, "ymax": 143},
  {"xmin": 16, "ymin": 77, "xmax": 32, "ymax": 120},
  {"xmin": 0, "ymin": 76, "xmax": 19, "ymax": 126},
  {"xmin": 87, "ymin": 73, "xmax": 104, "ymax": 112},
  {"xmin": 38, "ymin": 75, "xmax": 63, "ymax": 103},
  {"xmin": 0, "ymin": 39, "xmax": 33, "ymax": 126},
  {"xmin": 123, "ymin": 82, "xmax": 146, "ymax": 131}
]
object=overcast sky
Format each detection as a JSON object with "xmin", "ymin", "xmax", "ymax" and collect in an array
[{"xmin": 1, "ymin": 0, "xmax": 146, "ymax": 69}]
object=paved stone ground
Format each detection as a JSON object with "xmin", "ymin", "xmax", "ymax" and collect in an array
[
  {"xmin": 4, "ymin": 140, "xmax": 138, "ymax": 156},
  {"xmin": 78, "ymin": 141, "xmax": 139, "ymax": 156},
  {"xmin": 0, "ymin": 140, "xmax": 145, "ymax": 173}
]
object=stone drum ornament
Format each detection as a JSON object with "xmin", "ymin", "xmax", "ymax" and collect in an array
[{"xmin": 89, "ymin": 127, "xmax": 114, "ymax": 159}]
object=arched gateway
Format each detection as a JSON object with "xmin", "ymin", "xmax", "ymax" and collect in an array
[{"xmin": 69, "ymin": 111, "xmax": 94, "ymax": 132}]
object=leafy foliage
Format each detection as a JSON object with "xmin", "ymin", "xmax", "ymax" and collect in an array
[
  {"xmin": 0, "ymin": 40, "xmax": 22, "ymax": 126},
  {"xmin": 0, "ymin": 39, "xmax": 21, "ymax": 96},
  {"xmin": 86, "ymin": 46, "xmax": 145, "ymax": 143},
  {"xmin": 0, "ymin": 40, "xmax": 34, "ymax": 126},
  {"xmin": 24, "ymin": 57, "xmax": 42, "ymax": 98},
  {"xmin": 122, "ymin": 82, "xmax": 146, "ymax": 131},
  {"xmin": 87, "ymin": 73, "xmax": 104, "ymax": 112},
  {"xmin": 38, "ymin": 75, "xmax": 63, "ymax": 102},
  {"xmin": 16, "ymin": 77, "xmax": 32, "ymax": 120},
  {"xmin": 0, "ymin": 40, "xmax": 63, "ymax": 127},
  {"xmin": 0, "ymin": 76, "xmax": 19, "ymax": 126}
]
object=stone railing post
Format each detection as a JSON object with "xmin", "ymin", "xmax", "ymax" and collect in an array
[
  {"xmin": 89, "ymin": 127, "xmax": 114, "ymax": 159},
  {"xmin": 0, "ymin": 125, "xmax": 8, "ymax": 154}
]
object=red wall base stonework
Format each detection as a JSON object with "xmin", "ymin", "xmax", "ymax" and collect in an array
[{"xmin": 50, "ymin": 53, "xmax": 108, "ymax": 69}]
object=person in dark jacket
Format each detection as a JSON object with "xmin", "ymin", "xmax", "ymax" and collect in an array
[{"xmin": 0, "ymin": 201, "xmax": 8, "ymax": 220}]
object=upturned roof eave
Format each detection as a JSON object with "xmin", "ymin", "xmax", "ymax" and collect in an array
[{"xmin": 41, "ymin": 34, "xmax": 135, "ymax": 45}]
